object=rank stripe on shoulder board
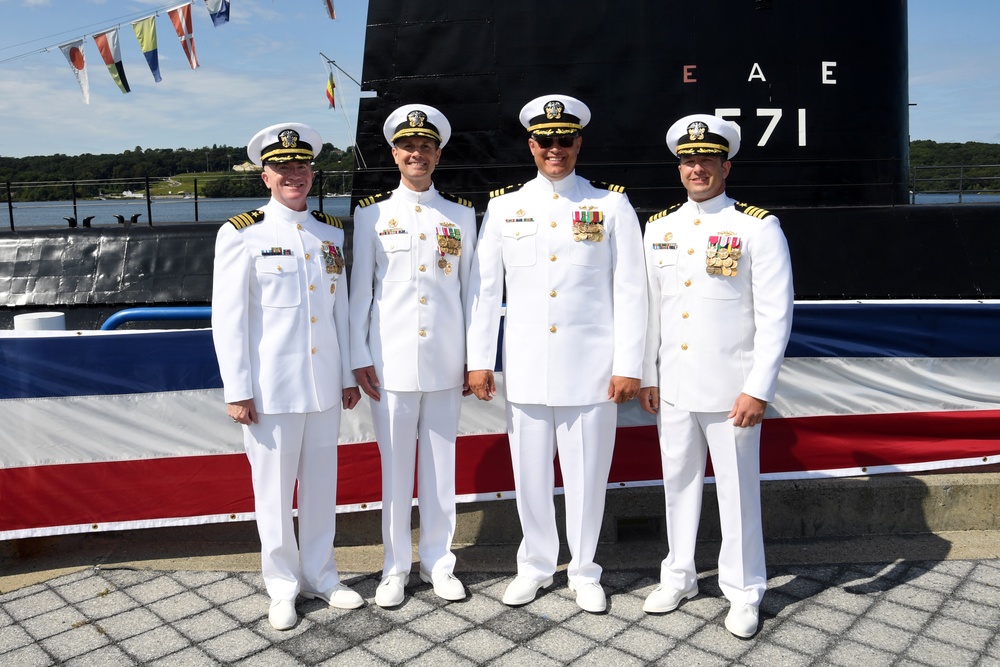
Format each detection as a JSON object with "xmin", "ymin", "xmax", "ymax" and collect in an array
[
  {"xmin": 490, "ymin": 183, "xmax": 524, "ymax": 198},
  {"xmin": 735, "ymin": 202, "xmax": 771, "ymax": 219},
  {"xmin": 227, "ymin": 209, "xmax": 265, "ymax": 229},
  {"xmin": 590, "ymin": 180, "xmax": 625, "ymax": 193},
  {"xmin": 311, "ymin": 210, "xmax": 344, "ymax": 228},
  {"xmin": 438, "ymin": 191, "xmax": 474, "ymax": 208},
  {"xmin": 647, "ymin": 203, "xmax": 683, "ymax": 222},
  {"xmin": 357, "ymin": 191, "xmax": 392, "ymax": 208}
]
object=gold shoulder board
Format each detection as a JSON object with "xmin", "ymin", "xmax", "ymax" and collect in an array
[
  {"xmin": 647, "ymin": 203, "xmax": 683, "ymax": 223},
  {"xmin": 357, "ymin": 191, "xmax": 392, "ymax": 208},
  {"xmin": 735, "ymin": 202, "xmax": 771, "ymax": 219},
  {"xmin": 438, "ymin": 191, "xmax": 474, "ymax": 208},
  {"xmin": 590, "ymin": 180, "xmax": 625, "ymax": 194},
  {"xmin": 311, "ymin": 210, "xmax": 344, "ymax": 228},
  {"xmin": 227, "ymin": 209, "xmax": 265, "ymax": 229},
  {"xmin": 489, "ymin": 183, "xmax": 524, "ymax": 199}
]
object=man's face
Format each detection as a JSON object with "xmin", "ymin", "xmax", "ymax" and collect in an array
[
  {"xmin": 678, "ymin": 154, "xmax": 730, "ymax": 202},
  {"xmin": 529, "ymin": 133, "xmax": 581, "ymax": 181},
  {"xmin": 261, "ymin": 160, "xmax": 314, "ymax": 211},
  {"xmin": 392, "ymin": 137, "xmax": 441, "ymax": 184}
]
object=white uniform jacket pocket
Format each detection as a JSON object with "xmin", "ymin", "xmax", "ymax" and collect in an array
[
  {"xmin": 501, "ymin": 222, "xmax": 538, "ymax": 267},
  {"xmin": 255, "ymin": 256, "xmax": 301, "ymax": 308},
  {"xmin": 377, "ymin": 232, "xmax": 412, "ymax": 282}
]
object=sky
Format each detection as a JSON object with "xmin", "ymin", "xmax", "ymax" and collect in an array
[{"xmin": 0, "ymin": 0, "xmax": 997, "ymax": 159}]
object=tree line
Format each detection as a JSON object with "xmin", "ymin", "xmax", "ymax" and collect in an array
[
  {"xmin": 0, "ymin": 144, "xmax": 355, "ymax": 202},
  {"xmin": 2, "ymin": 140, "xmax": 998, "ymax": 201}
]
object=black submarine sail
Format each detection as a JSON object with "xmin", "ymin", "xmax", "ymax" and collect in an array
[{"xmin": 352, "ymin": 0, "xmax": 998, "ymax": 299}]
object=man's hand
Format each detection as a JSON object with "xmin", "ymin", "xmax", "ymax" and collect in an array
[
  {"xmin": 468, "ymin": 369, "xmax": 496, "ymax": 401},
  {"xmin": 228, "ymin": 398, "xmax": 258, "ymax": 425},
  {"xmin": 637, "ymin": 386, "xmax": 659, "ymax": 414},
  {"xmin": 607, "ymin": 376, "xmax": 640, "ymax": 404},
  {"xmin": 354, "ymin": 366, "xmax": 381, "ymax": 401},
  {"xmin": 462, "ymin": 367, "xmax": 473, "ymax": 397},
  {"xmin": 343, "ymin": 387, "xmax": 361, "ymax": 410},
  {"xmin": 729, "ymin": 392, "xmax": 767, "ymax": 428}
]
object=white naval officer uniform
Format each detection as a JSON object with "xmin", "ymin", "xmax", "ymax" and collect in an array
[
  {"xmin": 212, "ymin": 197, "xmax": 354, "ymax": 603},
  {"xmin": 349, "ymin": 183, "xmax": 477, "ymax": 579},
  {"xmin": 466, "ymin": 171, "xmax": 647, "ymax": 586},
  {"xmin": 642, "ymin": 192, "xmax": 793, "ymax": 606}
]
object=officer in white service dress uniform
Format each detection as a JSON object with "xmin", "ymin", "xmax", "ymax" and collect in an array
[
  {"xmin": 212, "ymin": 123, "xmax": 363, "ymax": 631},
  {"xmin": 637, "ymin": 114, "xmax": 794, "ymax": 638},
  {"xmin": 350, "ymin": 104, "xmax": 475, "ymax": 608},
  {"xmin": 466, "ymin": 94, "xmax": 647, "ymax": 613}
]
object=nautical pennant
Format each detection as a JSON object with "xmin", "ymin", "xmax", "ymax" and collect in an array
[
  {"xmin": 93, "ymin": 28, "xmax": 130, "ymax": 94},
  {"xmin": 168, "ymin": 3, "xmax": 200, "ymax": 70},
  {"xmin": 131, "ymin": 15, "xmax": 162, "ymax": 82},
  {"xmin": 326, "ymin": 69, "xmax": 336, "ymax": 109},
  {"xmin": 322, "ymin": 0, "xmax": 336, "ymax": 19},
  {"xmin": 203, "ymin": 0, "xmax": 230, "ymax": 27},
  {"xmin": 58, "ymin": 39, "xmax": 90, "ymax": 104}
]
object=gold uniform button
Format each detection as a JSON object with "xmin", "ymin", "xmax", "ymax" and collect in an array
[
  {"xmin": 311, "ymin": 316, "xmax": 317, "ymax": 323},
  {"xmin": 515, "ymin": 231, "xmax": 520, "ymax": 236},
  {"xmin": 296, "ymin": 224, "xmax": 303, "ymax": 230},
  {"xmin": 684, "ymin": 279, "xmax": 692, "ymax": 287},
  {"xmin": 693, "ymin": 219, "xmax": 701, "ymax": 226},
  {"xmin": 550, "ymin": 221, "xmax": 557, "ymax": 228},
  {"xmin": 687, "ymin": 248, "xmax": 695, "ymax": 255},
  {"xmin": 419, "ymin": 233, "xmax": 426, "ymax": 240},
  {"xmin": 550, "ymin": 290, "xmax": 557, "ymax": 298},
  {"xmin": 419, "ymin": 329, "xmax": 427, "ymax": 337},
  {"xmin": 311, "ymin": 347, "xmax": 317, "ymax": 354},
  {"xmin": 309, "ymin": 284, "xmax": 315, "ymax": 291},
  {"xmin": 415, "ymin": 205, "xmax": 422, "ymax": 212},
  {"xmin": 681, "ymin": 343, "xmax": 688, "ymax": 350},
  {"xmin": 552, "ymin": 193, "xmax": 559, "ymax": 200},
  {"xmin": 550, "ymin": 325, "xmax": 557, "ymax": 333},
  {"xmin": 419, "ymin": 265, "xmax": 426, "ymax": 272},
  {"xmin": 682, "ymin": 312, "xmax": 689, "ymax": 319},
  {"xmin": 305, "ymin": 253, "xmax": 311, "ymax": 260},
  {"xmin": 550, "ymin": 254, "xmax": 557, "ymax": 262},
  {"xmin": 419, "ymin": 297, "xmax": 428, "ymax": 304}
]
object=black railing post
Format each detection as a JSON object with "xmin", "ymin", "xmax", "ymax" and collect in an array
[
  {"xmin": 72, "ymin": 182, "xmax": 78, "ymax": 222},
  {"xmin": 194, "ymin": 178, "xmax": 199, "ymax": 222},
  {"xmin": 145, "ymin": 175, "xmax": 153, "ymax": 225},
  {"xmin": 7, "ymin": 181, "xmax": 15, "ymax": 231},
  {"xmin": 317, "ymin": 169, "xmax": 324, "ymax": 213}
]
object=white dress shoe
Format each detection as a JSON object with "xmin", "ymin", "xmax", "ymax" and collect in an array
[
  {"xmin": 301, "ymin": 583, "xmax": 364, "ymax": 610},
  {"xmin": 419, "ymin": 570, "xmax": 466, "ymax": 601},
  {"xmin": 502, "ymin": 575, "xmax": 554, "ymax": 606},
  {"xmin": 642, "ymin": 584, "xmax": 699, "ymax": 613},
  {"xmin": 374, "ymin": 573, "xmax": 409, "ymax": 608},
  {"xmin": 568, "ymin": 581, "xmax": 606, "ymax": 613},
  {"xmin": 268, "ymin": 599, "xmax": 296, "ymax": 630},
  {"xmin": 725, "ymin": 603, "xmax": 760, "ymax": 638}
]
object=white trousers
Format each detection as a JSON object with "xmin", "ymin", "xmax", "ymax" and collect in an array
[
  {"xmin": 370, "ymin": 387, "xmax": 460, "ymax": 577},
  {"xmin": 243, "ymin": 408, "xmax": 342, "ymax": 602},
  {"xmin": 506, "ymin": 401, "xmax": 617, "ymax": 586},
  {"xmin": 656, "ymin": 401, "xmax": 766, "ymax": 606}
]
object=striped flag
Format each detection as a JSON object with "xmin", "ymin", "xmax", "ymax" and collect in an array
[
  {"xmin": 58, "ymin": 39, "xmax": 89, "ymax": 104},
  {"xmin": 322, "ymin": 0, "xmax": 336, "ymax": 19},
  {"xmin": 326, "ymin": 70, "xmax": 336, "ymax": 108},
  {"xmin": 131, "ymin": 15, "xmax": 162, "ymax": 82},
  {"xmin": 168, "ymin": 3, "xmax": 199, "ymax": 70},
  {"xmin": 203, "ymin": 0, "xmax": 230, "ymax": 27},
  {"xmin": 93, "ymin": 28, "xmax": 130, "ymax": 94}
]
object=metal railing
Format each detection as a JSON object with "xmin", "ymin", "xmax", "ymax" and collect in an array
[
  {"xmin": 909, "ymin": 164, "xmax": 1000, "ymax": 203},
  {"xmin": 101, "ymin": 307, "xmax": 212, "ymax": 331},
  {"xmin": 3, "ymin": 170, "xmax": 353, "ymax": 231}
]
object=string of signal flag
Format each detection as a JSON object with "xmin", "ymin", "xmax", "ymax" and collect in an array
[{"xmin": 50, "ymin": 0, "xmax": 337, "ymax": 105}]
